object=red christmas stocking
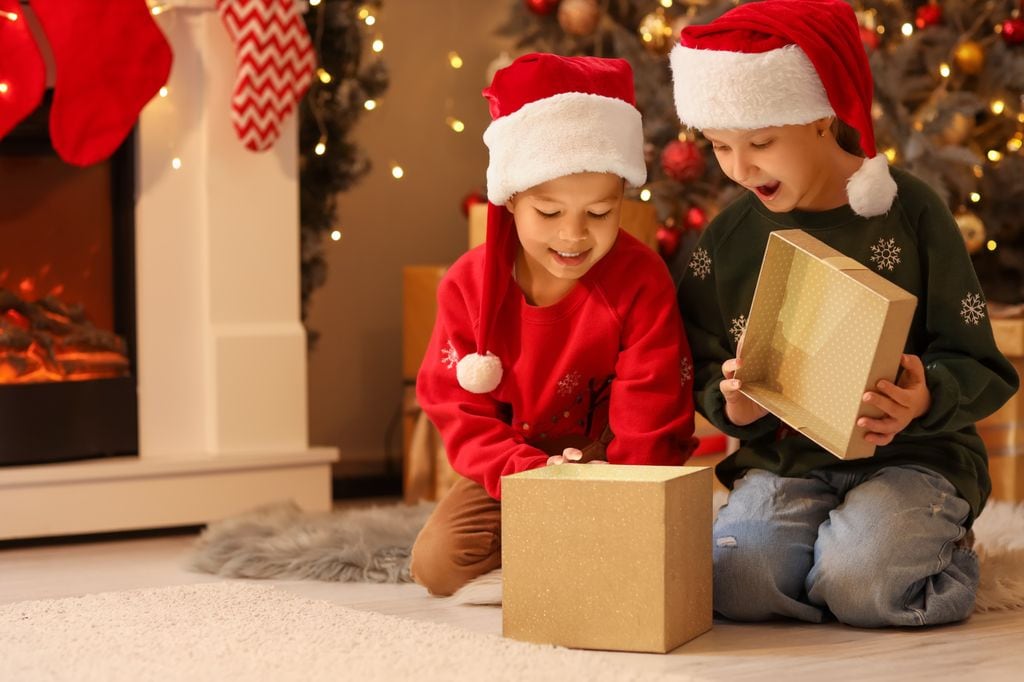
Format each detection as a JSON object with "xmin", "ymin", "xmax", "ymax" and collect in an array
[
  {"xmin": 0, "ymin": 1, "xmax": 46, "ymax": 142},
  {"xmin": 217, "ymin": 0, "xmax": 316, "ymax": 152},
  {"xmin": 29, "ymin": 0, "xmax": 172, "ymax": 167}
]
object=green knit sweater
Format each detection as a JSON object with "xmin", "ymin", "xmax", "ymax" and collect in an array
[{"xmin": 678, "ymin": 167, "xmax": 1019, "ymax": 521}]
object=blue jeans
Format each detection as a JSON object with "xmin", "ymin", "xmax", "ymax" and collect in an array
[{"xmin": 713, "ymin": 465, "xmax": 979, "ymax": 627}]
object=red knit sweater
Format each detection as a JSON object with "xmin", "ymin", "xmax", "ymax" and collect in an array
[{"xmin": 417, "ymin": 230, "xmax": 697, "ymax": 499}]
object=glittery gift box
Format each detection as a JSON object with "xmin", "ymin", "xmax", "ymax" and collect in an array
[
  {"xmin": 501, "ymin": 464, "xmax": 713, "ymax": 653},
  {"xmin": 734, "ymin": 229, "xmax": 917, "ymax": 460}
]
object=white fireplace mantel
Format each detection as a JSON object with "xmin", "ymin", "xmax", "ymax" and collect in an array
[{"xmin": 0, "ymin": 6, "xmax": 336, "ymax": 540}]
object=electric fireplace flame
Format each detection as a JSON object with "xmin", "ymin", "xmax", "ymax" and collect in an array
[{"xmin": 0, "ymin": 289, "xmax": 130, "ymax": 384}]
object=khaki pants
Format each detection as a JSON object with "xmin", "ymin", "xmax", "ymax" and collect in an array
[{"xmin": 410, "ymin": 428, "xmax": 612, "ymax": 596}]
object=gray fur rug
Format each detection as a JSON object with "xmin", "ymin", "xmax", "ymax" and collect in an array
[
  {"xmin": 190, "ymin": 497, "xmax": 1024, "ymax": 612},
  {"xmin": 190, "ymin": 502, "xmax": 435, "ymax": 583}
]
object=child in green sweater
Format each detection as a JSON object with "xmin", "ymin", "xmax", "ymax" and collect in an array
[{"xmin": 671, "ymin": 0, "xmax": 1018, "ymax": 626}]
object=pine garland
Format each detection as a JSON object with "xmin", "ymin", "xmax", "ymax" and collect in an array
[{"xmin": 299, "ymin": 0, "xmax": 389, "ymax": 344}]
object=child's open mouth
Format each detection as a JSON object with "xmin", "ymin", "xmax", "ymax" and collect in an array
[
  {"xmin": 753, "ymin": 181, "xmax": 781, "ymax": 201},
  {"xmin": 550, "ymin": 248, "xmax": 590, "ymax": 267}
]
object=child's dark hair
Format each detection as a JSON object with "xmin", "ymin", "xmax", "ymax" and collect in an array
[{"xmin": 831, "ymin": 119, "xmax": 865, "ymax": 157}]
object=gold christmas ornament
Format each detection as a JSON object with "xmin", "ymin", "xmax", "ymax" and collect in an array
[
  {"xmin": 953, "ymin": 40, "xmax": 985, "ymax": 75},
  {"xmin": 557, "ymin": 0, "xmax": 601, "ymax": 37},
  {"xmin": 937, "ymin": 111, "xmax": 975, "ymax": 146},
  {"xmin": 955, "ymin": 210, "xmax": 986, "ymax": 254},
  {"xmin": 638, "ymin": 8, "xmax": 674, "ymax": 55}
]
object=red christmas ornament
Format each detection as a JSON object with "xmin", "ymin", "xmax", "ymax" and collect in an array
[
  {"xmin": 460, "ymin": 190, "xmax": 487, "ymax": 217},
  {"xmin": 524, "ymin": 0, "xmax": 559, "ymax": 15},
  {"xmin": 656, "ymin": 225, "xmax": 682, "ymax": 259},
  {"xmin": 660, "ymin": 140, "xmax": 705, "ymax": 184},
  {"xmin": 684, "ymin": 206, "xmax": 707, "ymax": 231},
  {"xmin": 914, "ymin": 3, "xmax": 942, "ymax": 29},
  {"xmin": 1002, "ymin": 17, "xmax": 1024, "ymax": 46},
  {"xmin": 859, "ymin": 26, "xmax": 880, "ymax": 51}
]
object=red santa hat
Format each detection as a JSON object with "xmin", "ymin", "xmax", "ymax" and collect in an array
[
  {"xmin": 669, "ymin": 0, "xmax": 897, "ymax": 218},
  {"xmin": 455, "ymin": 53, "xmax": 646, "ymax": 394}
]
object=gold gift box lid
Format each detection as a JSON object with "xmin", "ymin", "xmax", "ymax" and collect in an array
[{"xmin": 735, "ymin": 229, "xmax": 917, "ymax": 460}]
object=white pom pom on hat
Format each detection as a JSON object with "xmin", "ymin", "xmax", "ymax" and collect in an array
[{"xmin": 456, "ymin": 352, "xmax": 503, "ymax": 394}]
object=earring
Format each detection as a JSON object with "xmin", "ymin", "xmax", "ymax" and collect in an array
[{"xmin": 818, "ymin": 129, "xmax": 827, "ymax": 138}]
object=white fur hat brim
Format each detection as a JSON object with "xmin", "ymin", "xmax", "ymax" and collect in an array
[
  {"xmin": 483, "ymin": 92, "xmax": 646, "ymax": 205},
  {"xmin": 670, "ymin": 43, "xmax": 834, "ymax": 130}
]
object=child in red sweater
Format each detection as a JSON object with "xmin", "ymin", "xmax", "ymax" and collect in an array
[{"xmin": 411, "ymin": 53, "xmax": 697, "ymax": 596}]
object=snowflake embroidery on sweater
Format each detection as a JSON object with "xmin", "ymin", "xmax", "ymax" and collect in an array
[
  {"xmin": 870, "ymin": 237, "xmax": 902, "ymax": 271},
  {"xmin": 680, "ymin": 357, "xmax": 693, "ymax": 387},
  {"xmin": 960, "ymin": 292, "xmax": 986, "ymax": 326},
  {"xmin": 688, "ymin": 248, "xmax": 712, "ymax": 280},
  {"xmin": 441, "ymin": 339, "xmax": 459, "ymax": 369},
  {"xmin": 729, "ymin": 315, "xmax": 747, "ymax": 343},
  {"xmin": 557, "ymin": 370, "xmax": 582, "ymax": 397}
]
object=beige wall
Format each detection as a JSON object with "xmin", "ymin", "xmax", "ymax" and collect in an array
[{"xmin": 307, "ymin": 1, "xmax": 513, "ymax": 475}]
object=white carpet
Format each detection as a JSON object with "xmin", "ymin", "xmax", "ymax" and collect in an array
[{"xmin": 0, "ymin": 582, "xmax": 677, "ymax": 682}]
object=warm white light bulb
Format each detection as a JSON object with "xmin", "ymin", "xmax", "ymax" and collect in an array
[
  {"xmin": 372, "ymin": 39, "xmax": 384, "ymax": 53},
  {"xmin": 315, "ymin": 140, "xmax": 327, "ymax": 156},
  {"xmin": 171, "ymin": 157, "xmax": 182, "ymax": 170},
  {"xmin": 330, "ymin": 229, "xmax": 342, "ymax": 241},
  {"xmin": 391, "ymin": 165, "xmax": 404, "ymax": 179},
  {"xmin": 969, "ymin": 192, "xmax": 981, "ymax": 203},
  {"xmin": 939, "ymin": 63, "xmax": 951, "ymax": 78},
  {"xmin": 987, "ymin": 240, "xmax": 998, "ymax": 251},
  {"xmin": 991, "ymin": 100, "xmax": 1006, "ymax": 115},
  {"xmin": 159, "ymin": 86, "xmax": 169, "ymax": 97},
  {"xmin": 309, "ymin": 0, "xmax": 322, "ymax": 6},
  {"xmin": 0, "ymin": 83, "xmax": 9, "ymax": 94},
  {"xmin": 448, "ymin": 118, "xmax": 465, "ymax": 133},
  {"xmin": 365, "ymin": 15, "xmax": 376, "ymax": 26},
  {"xmin": 639, "ymin": 189, "xmax": 652, "ymax": 202},
  {"xmin": 901, "ymin": 22, "xmax": 913, "ymax": 37},
  {"xmin": 364, "ymin": 99, "xmax": 377, "ymax": 110},
  {"xmin": 988, "ymin": 149, "xmax": 1003, "ymax": 162},
  {"xmin": 448, "ymin": 52, "xmax": 464, "ymax": 69},
  {"xmin": 317, "ymin": 68, "xmax": 332, "ymax": 84}
]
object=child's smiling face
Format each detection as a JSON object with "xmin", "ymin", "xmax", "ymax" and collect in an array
[
  {"xmin": 703, "ymin": 121, "xmax": 844, "ymax": 213},
  {"xmin": 507, "ymin": 172, "xmax": 624, "ymax": 306}
]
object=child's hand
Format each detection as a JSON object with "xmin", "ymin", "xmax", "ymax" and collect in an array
[
  {"xmin": 857, "ymin": 354, "xmax": 932, "ymax": 446},
  {"xmin": 546, "ymin": 448, "xmax": 608, "ymax": 466},
  {"xmin": 720, "ymin": 335, "xmax": 769, "ymax": 427}
]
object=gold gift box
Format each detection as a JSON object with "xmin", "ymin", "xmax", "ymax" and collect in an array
[
  {"xmin": 735, "ymin": 230, "xmax": 917, "ymax": 460},
  {"xmin": 501, "ymin": 464, "xmax": 712, "ymax": 653}
]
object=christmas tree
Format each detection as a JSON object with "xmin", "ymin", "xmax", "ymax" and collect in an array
[
  {"xmin": 300, "ymin": 0, "xmax": 388, "ymax": 343},
  {"xmin": 501, "ymin": 0, "xmax": 1024, "ymax": 304}
]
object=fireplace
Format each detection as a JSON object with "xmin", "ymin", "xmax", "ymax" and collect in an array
[
  {"xmin": 0, "ymin": 96, "xmax": 138, "ymax": 465},
  {"xmin": 0, "ymin": 4, "xmax": 335, "ymax": 541}
]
